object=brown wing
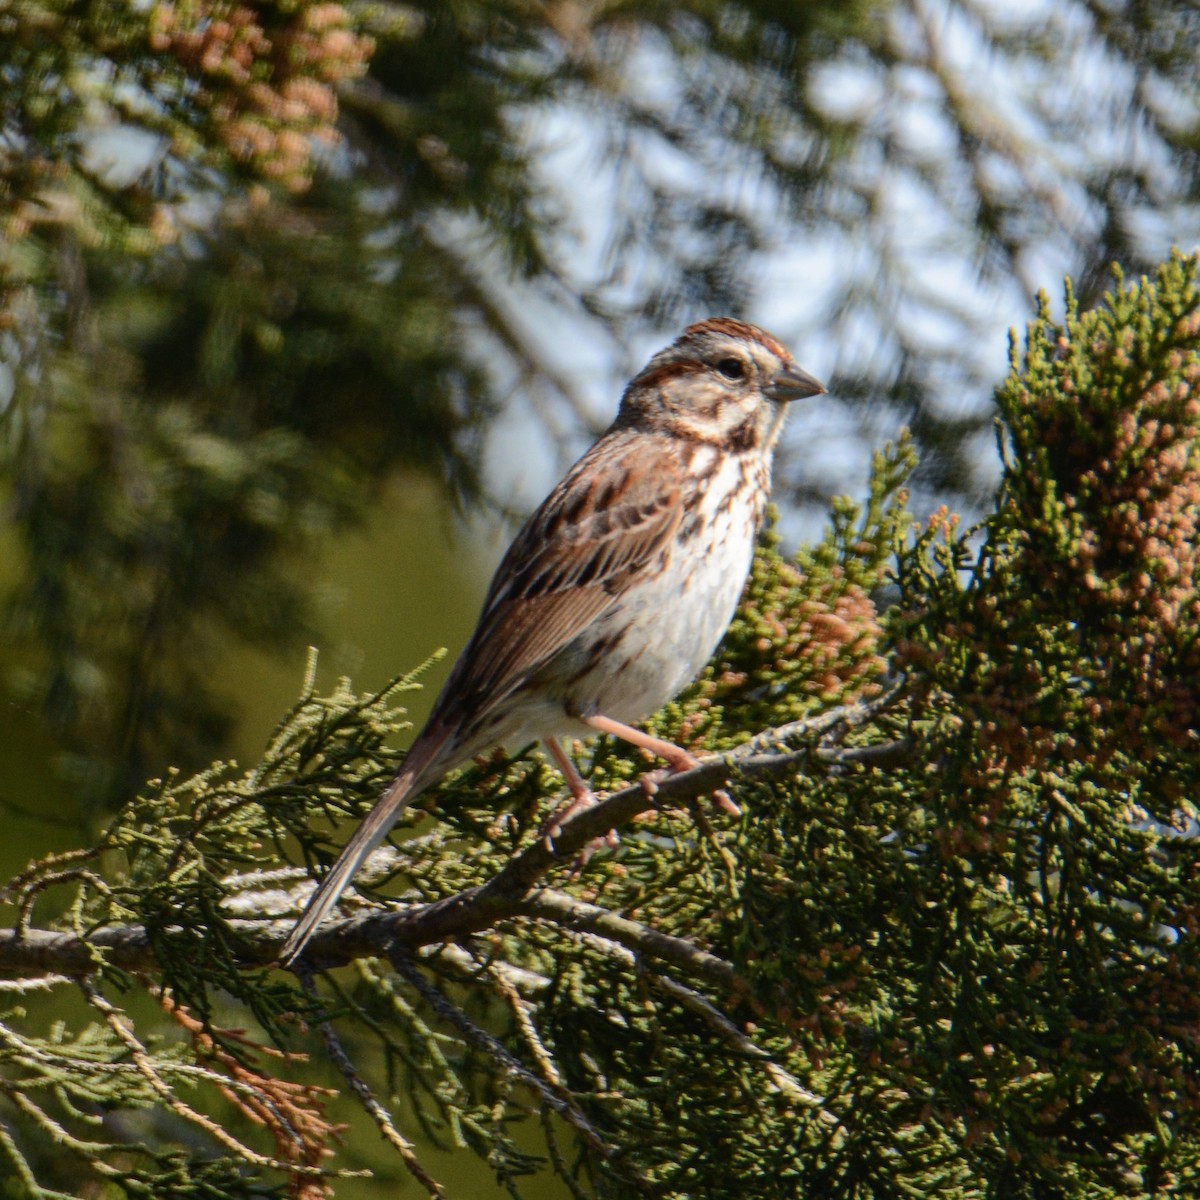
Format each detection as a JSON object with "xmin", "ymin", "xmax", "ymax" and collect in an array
[{"xmin": 432, "ymin": 428, "xmax": 691, "ymax": 724}]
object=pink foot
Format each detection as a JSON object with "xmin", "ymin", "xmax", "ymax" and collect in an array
[
  {"xmin": 541, "ymin": 736, "xmax": 619, "ymax": 856},
  {"xmin": 639, "ymin": 761, "xmax": 741, "ymax": 817},
  {"xmin": 586, "ymin": 720, "xmax": 738, "ymax": 819},
  {"xmin": 541, "ymin": 787, "xmax": 620, "ymax": 855}
]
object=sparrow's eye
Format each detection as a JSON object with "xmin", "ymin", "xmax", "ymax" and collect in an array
[{"xmin": 716, "ymin": 357, "xmax": 745, "ymax": 380}]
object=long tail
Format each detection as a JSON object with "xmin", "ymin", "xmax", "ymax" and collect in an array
[{"xmin": 278, "ymin": 728, "xmax": 451, "ymax": 966}]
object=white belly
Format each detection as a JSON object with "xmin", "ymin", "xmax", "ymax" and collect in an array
[{"xmin": 581, "ymin": 448, "xmax": 760, "ymax": 724}]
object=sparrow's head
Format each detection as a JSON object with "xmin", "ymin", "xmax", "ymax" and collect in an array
[{"xmin": 618, "ymin": 317, "xmax": 826, "ymax": 450}]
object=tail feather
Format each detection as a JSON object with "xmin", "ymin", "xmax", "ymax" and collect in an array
[{"xmin": 278, "ymin": 730, "xmax": 450, "ymax": 966}]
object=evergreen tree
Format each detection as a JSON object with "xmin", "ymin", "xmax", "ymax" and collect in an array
[{"xmin": 0, "ymin": 256, "xmax": 1195, "ymax": 1198}]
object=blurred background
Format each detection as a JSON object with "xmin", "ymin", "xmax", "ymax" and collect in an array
[{"xmin": 0, "ymin": 0, "xmax": 1197, "ymax": 1193}]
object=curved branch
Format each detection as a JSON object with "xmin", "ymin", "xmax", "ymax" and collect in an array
[{"xmin": 0, "ymin": 686, "xmax": 908, "ymax": 981}]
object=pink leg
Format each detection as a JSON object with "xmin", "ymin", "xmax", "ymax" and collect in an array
[
  {"xmin": 545, "ymin": 737, "xmax": 593, "ymax": 806},
  {"xmin": 583, "ymin": 714, "xmax": 740, "ymax": 816},
  {"xmin": 541, "ymin": 737, "xmax": 619, "ymax": 851},
  {"xmin": 583, "ymin": 715, "xmax": 699, "ymax": 771}
]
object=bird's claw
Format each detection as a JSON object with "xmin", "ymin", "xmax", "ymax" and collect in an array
[
  {"xmin": 541, "ymin": 790, "xmax": 620, "ymax": 858},
  {"xmin": 711, "ymin": 787, "xmax": 741, "ymax": 817},
  {"xmin": 641, "ymin": 760, "xmax": 740, "ymax": 818}
]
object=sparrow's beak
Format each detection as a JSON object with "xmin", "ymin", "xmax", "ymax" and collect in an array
[{"xmin": 766, "ymin": 364, "xmax": 826, "ymax": 402}]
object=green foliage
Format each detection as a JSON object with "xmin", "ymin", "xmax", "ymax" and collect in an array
[
  {"xmin": 0, "ymin": 446, "xmax": 910, "ymax": 1197},
  {"xmin": 732, "ymin": 256, "xmax": 1200, "ymax": 1197},
  {"xmin": 0, "ymin": 0, "xmax": 1199, "ymax": 1181},
  {"xmin": 4, "ymin": 258, "xmax": 1200, "ymax": 1197},
  {"xmin": 0, "ymin": 651, "xmax": 443, "ymax": 1197},
  {"xmin": 5, "ymin": 186, "xmax": 489, "ymax": 801},
  {"xmin": 0, "ymin": 1, "xmax": 494, "ymax": 804}
]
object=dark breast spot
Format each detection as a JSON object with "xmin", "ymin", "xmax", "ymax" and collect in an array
[{"xmin": 726, "ymin": 418, "xmax": 760, "ymax": 453}]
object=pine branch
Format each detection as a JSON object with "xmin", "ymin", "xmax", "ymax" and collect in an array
[
  {"xmin": 386, "ymin": 951, "xmax": 632, "ymax": 1176},
  {"xmin": 0, "ymin": 689, "xmax": 907, "ymax": 981}
]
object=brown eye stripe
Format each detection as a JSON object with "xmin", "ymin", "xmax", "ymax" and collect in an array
[{"xmin": 631, "ymin": 360, "xmax": 707, "ymax": 391}]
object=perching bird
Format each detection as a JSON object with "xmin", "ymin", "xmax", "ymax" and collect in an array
[{"xmin": 279, "ymin": 318, "xmax": 824, "ymax": 964}]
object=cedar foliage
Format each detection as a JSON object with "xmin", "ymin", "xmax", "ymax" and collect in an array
[{"xmin": 0, "ymin": 257, "xmax": 1197, "ymax": 1197}]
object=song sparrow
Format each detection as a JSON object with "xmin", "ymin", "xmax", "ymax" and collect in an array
[{"xmin": 279, "ymin": 318, "xmax": 825, "ymax": 964}]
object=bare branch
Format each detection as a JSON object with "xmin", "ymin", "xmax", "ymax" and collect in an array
[{"xmin": 524, "ymin": 889, "xmax": 737, "ymax": 991}]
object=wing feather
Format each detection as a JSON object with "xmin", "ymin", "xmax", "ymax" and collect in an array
[{"xmin": 432, "ymin": 430, "xmax": 692, "ymax": 723}]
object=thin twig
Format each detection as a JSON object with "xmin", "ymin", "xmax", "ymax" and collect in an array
[
  {"xmin": 547, "ymin": 921, "xmax": 842, "ymax": 1131},
  {"xmin": 648, "ymin": 973, "xmax": 842, "ymax": 1127},
  {"xmin": 78, "ymin": 980, "xmax": 334, "ymax": 1180},
  {"xmin": 386, "ymin": 950, "xmax": 633, "ymax": 1177},
  {"xmin": 524, "ymin": 889, "xmax": 737, "ymax": 991},
  {"xmin": 0, "ymin": 974, "xmax": 72, "ymax": 992},
  {"xmin": 489, "ymin": 965, "xmax": 563, "ymax": 1088},
  {"xmin": 295, "ymin": 964, "xmax": 448, "ymax": 1199}
]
